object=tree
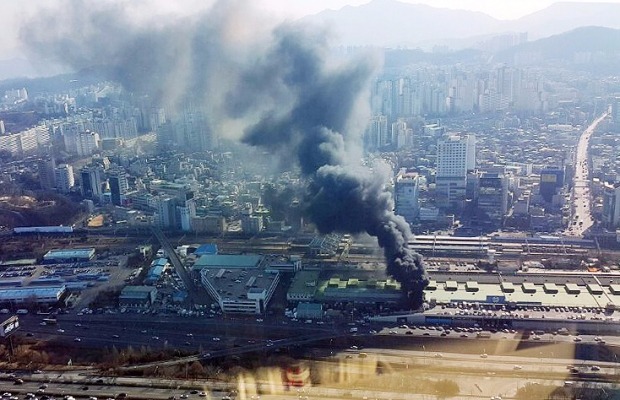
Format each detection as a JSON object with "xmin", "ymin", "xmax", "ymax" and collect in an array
[{"xmin": 188, "ymin": 361, "xmax": 204, "ymax": 378}]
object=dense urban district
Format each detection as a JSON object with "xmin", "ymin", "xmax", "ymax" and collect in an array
[{"xmin": 4, "ymin": 10, "xmax": 620, "ymax": 400}]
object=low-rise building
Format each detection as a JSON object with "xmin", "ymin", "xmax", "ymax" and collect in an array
[
  {"xmin": 42, "ymin": 248, "xmax": 96, "ymax": 263},
  {"xmin": 119, "ymin": 286, "xmax": 157, "ymax": 308}
]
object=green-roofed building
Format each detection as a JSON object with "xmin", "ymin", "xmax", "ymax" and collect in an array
[
  {"xmin": 287, "ymin": 271, "xmax": 320, "ymax": 302},
  {"xmin": 315, "ymin": 275, "xmax": 403, "ymax": 304}
]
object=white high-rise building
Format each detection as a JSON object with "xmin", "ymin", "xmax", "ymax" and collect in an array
[
  {"xmin": 603, "ymin": 182, "xmax": 620, "ymax": 230},
  {"xmin": 436, "ymin": 133, "xmax": 476, "ymax": 210},
  {"xmin": 394, "ymin": 170, "xmax": 421, "ymax": 223},
  {"xmin": 77, "ymin": 130, "xmax": 100, "ymax": 157},
  {"xmin": 177, "ymin": 198, "xmax": 196, "ymax": 232},
  {"xmin": 365, "ymin": 115, "xmax": 388, "ymax": 151},
  {"xmin": 391, "ymin": 119, "xmax": 412, "ymax": 149},
  {"xmin": 437, "ymin": 133, "xmax": 475, "ymax": 177},
  {"xmin": 54, "ymin": 164, "xmax": 75, "ymax": 194}
]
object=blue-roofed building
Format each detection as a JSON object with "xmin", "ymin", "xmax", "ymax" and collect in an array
[
  {"xmin": 43, "ymin": 248, "xmax": 95, "ymax": 263},
  {"xmin": 152, "ymin": 258, "xmax": 168, "ymax": 267},
  {"xmin": 195, "ymin": 243, "xmax": 218, "ymax": 256},
  {"xmin": 145, "ymin": 265, "xmax": 165, "ymax": 285},
  {"xmin": 0, "ymin": 285, "xmax": 66, "ymax": 304},
  {"xmin": 172, "ymin": 290, "xmax": 188, "ymax": 303}
]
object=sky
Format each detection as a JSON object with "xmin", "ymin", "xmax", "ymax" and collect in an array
[{"xmin": 2, "ymin": 0, "xmax": 620, "ymax": 57}]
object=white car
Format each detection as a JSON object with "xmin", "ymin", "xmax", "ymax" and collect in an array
[{"xmin": 74, "ymin": 337, "xmax": 81, "ymax": 342}]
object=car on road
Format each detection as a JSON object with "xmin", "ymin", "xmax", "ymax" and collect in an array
[
  {"xmin": 57, "ymin": 329, "xmax": 65, "ymax": 333},
  {"xmin": 212, "ymin": 337, "xmax": 221, "ymax": 341},
  {"xmin": 74, "ymin": 337, "xmax": 82, "ymax": 342},
  {"xmin": 112, "ymin": 334, "xmax": 120, "ymax": 339},
  {"xmin": 179, "ymin": 395, "xmax": 188, "ymax": 399}
]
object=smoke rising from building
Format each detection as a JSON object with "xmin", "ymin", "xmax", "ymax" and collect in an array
[{"xmin": 21, "ymin": 0, "xmax": 428, "ymax": 307}]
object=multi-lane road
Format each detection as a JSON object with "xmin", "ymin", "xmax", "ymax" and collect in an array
[{"xmin": 567, "ymin": 112, "xmax": 608, "ymax": 237}]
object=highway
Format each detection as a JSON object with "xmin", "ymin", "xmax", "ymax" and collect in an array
[
  {"xmin": 3, "ymin": 344, "xmax": 620, "ymax": 400},
  {"xmin": 566, "ymin": 112, "xmax": 608, "ymax": 237}
]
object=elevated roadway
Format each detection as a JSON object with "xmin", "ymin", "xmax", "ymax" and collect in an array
[{"xmin": 566, "ymin": 112, "xmax": 608, "ymax": 237}]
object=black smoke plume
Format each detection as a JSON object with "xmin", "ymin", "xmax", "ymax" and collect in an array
[{"xmin": 21, "ymin": 0, "xmax": 428, "ymax": 307}]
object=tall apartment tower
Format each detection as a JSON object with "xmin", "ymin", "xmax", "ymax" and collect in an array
[
  {"xmin": 54, "ymin": 164, "xmax": 75, "ymax": 194},
  {"xmin": 364, "ymin": 115, "xmax": 388, "ymax": 151},
  {"xmin": 77, "ymin": 130, "xmax": 100, "ymax": 157},
  {"xmin": 38, "ymin": 158, "xmax": 57, "ymax": 190},
  {"xmin": 436, "ymin": 133, "xmax": 476, "ymax": 210}
]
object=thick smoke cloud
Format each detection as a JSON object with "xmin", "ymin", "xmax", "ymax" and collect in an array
[{"xmin": 21, "ymin": 0, "xmax": 428, "ymax": 307}]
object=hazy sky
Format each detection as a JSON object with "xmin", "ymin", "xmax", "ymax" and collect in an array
[
  {"xmin": 2, "ymin": 0, "xmax": 620, "ymax": 57},
  {"xmin": 257, "ymin": 0, "xmax": 620, "ymax": 20}
]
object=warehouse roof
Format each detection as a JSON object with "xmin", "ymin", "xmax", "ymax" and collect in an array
[
  {"xmin": 43, "ymin": 248, "xmax": 95, "ymax": 260},
  {"xmin": 192, "ymin": 254, "xmax": 262, "ymax": 271}
]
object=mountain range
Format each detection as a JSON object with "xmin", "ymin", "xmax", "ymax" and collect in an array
[{"xmin": 302, "ymin": 0, "xmax": 620, "ymax": 48}]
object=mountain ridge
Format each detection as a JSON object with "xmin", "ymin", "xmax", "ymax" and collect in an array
[{"xmin": 302, "ymin": 0, "xmax": 620, "ymax": 48}]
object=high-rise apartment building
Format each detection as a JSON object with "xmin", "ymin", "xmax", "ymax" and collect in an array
[
  {"xmin": 364, "ymin": 115, "xmax": 388, "ymax": 151},
  {"xmin": 391, "ymin": 119, "xmax": 412, "ymax": 149},
  {"xmin": 38, "ymin": 158, "xmax": 57, "ymax": 190},
  {"xmin": 77, "ymin": 130, "xmax": 100, "ymax": 157},
  {"xmin": 54, "ymin": 164, "xmax": 75, "ymax": 194}
]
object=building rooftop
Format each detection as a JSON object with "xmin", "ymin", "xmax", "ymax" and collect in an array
[
  {"xmin": 0, "ymin": 285, "xmax": 66, "ymax": 300},
  {"xmin": 425, "ymin": 281, "xmax": 618, "ymax": 308},
  {"xmin": 43, "ymin": 248, "xmax": 95, "ymax": 260},
  {"xmin": 120, "ymin": 285, "xmax": 156, "ymax": 300},
  {"xmin": 195, "ymin": 243, "xmax": 218, "ymax": 256},
  {"xmin": 200, "ymin": 267, "xmax": 277, "ymax": 301},
  {"xmin": 315, "ymin": 276, "xmax": 402, "ymax": 302},
  {"xmin": 192, "ymin": 254, "xmax": 262, "ymax": 271},
  {"xmin": 288, "ymin": 271, "xmax": 320, "ymax": 298}
]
